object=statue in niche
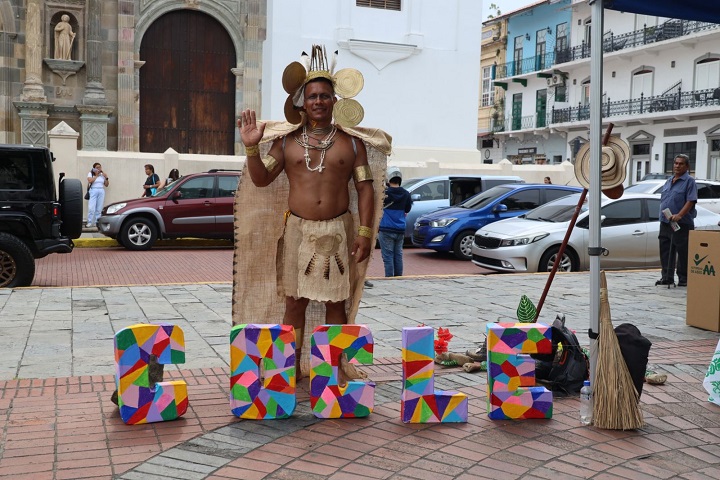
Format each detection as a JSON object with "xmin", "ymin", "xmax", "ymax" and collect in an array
[{"xmin": 54, "ymin": 14, "xmax": 76, "ymax": 60}]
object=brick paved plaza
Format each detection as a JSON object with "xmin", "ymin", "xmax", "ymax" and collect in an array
[{"xmin": 0, "ymin": 252, "xmax": 719, "ymax": 479}]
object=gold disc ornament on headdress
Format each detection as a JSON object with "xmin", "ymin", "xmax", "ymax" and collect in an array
[
  {"xmin": 333, "ymin": 99, "xmax": 365, "ymax": 128},
  {"xmin": 333, "ymin": 68, "xmax": 364, "ymax": 98},
  {"xmin": 282, "ymin": 61, "xmax": 307, "ymax": 95},
  {"xmin": 280, "ymin": 45, "xmax": 365, "ymax": 127}
]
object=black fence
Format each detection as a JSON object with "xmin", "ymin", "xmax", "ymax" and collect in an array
[
  {"xmin": 552, "ymin": 88, "xmax": 720, "ymax": 124},
  {"xmin": 494, "ymin": 19, "xmax": 720, "ymax": 80}
]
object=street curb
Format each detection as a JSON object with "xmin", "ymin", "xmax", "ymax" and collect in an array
[{"xmin": 73, "ymin": 237, "xmax": 233, "ymax": 248}]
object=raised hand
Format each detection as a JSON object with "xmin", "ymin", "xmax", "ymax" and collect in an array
[{"xmin": 238, "ymin": 109, "xmax": 265, "ymax": 147}]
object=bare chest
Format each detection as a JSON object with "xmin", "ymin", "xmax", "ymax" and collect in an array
[{"xmin": 285, "ymin": 133, "xmax": 355, "ymax": 175}]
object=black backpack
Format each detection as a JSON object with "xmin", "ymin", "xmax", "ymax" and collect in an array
[{"xmin": 533, "ymin": 314, "xmax": 589, "ymax": 396}]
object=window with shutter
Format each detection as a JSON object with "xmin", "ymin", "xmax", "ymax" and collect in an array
[{"xmin": 356, "ymin": 0, "xmax": 401, "ymax": 11}]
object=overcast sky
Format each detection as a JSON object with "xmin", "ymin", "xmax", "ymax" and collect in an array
[{"xmin": 482, "ymin": 0, "xmax": 534, "ymax": 20}]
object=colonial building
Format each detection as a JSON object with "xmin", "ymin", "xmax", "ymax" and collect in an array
[
  {"xmin": 489, "ymin": 0, "xmax": 573, "ymax": 166},
  {"xmin": 0, "ymin": 0, "xmax": 483, "ymax": 165},
  {"xmin": 477, "ymin": 16, "xmax": 506, "ymax": 164},
  {"xmin": 486, "ymin": 0, "xmax": 720, "ymax": 183}
]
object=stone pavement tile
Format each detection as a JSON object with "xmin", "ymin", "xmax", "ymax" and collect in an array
[
  {"xmin": 0, "ymin": 462, "xmax": 54, "ymax": 477},
  {"xmin": 356, "ymin": 452, "xmax": 412, "ymax": 473},
  {"xmin": 422, "ymin": 451, "xmax": 479, "ymax": 470},
  {"xmin": 208, "ymin": 466, "xmax": 269, "ymax": 480},
  {"xmin": 467, "ymin": 458, "xmax": 530, "ymax": 478},
  {"xmin": 681, "ymin": 445, "xmax": 720, "ymax": 464},
  {"xmin": 681, "ymin": 471, "xmax": 720, "ymax": 480},
  {"xmin": 397, "ymin": 465, "xmax": 460, "ymax": 480},
  {"xmin": 450, "ymin": 438, "xmax": 500, "ymax": 456},
  {"xmin": 284, "ymin": 458, "xmax": 340, "ymax": 476},
  {"xmin": 333, "ymin": 462, "xmax": 393, "ymax": 479}
]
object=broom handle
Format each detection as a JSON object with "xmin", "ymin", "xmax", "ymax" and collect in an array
[{"xmin": 534, "ymin": 124, "xmax": 615, "ymax": 321}]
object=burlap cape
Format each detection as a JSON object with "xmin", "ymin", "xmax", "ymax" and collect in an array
[{"xmin": 231, "ymin": 121, "xmax": 391, "ymax": 376}]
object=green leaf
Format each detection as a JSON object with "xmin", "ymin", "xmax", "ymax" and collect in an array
[{"xmin": 517, "ymin": 295, "xmax": 537, "ymax": 323}]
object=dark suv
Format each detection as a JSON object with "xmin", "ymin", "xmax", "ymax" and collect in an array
[
  {"xmin": 98, "ymin": 169, "xmax": 240, "ymax": 250},
  {"xmin": 0, "ymin": 144, "xmax": 83, "ymax": 287}
]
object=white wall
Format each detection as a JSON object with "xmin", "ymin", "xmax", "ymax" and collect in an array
[
  {"xmin": 49, "ymin": 124, "xmax": 242, "ymax": 221},
  {"xmin": 263, "ymin": 0, "xmax": 483, "ymax": 161}
]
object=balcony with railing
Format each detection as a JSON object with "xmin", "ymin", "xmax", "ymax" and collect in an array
[
  {"xmin": 494, "ymin": 19, "xmax": 720, "ymax": 81},
  {"xmin": 551, "ymin": 87, "xmax": 720, "ymax": 124},
  {"xmin": 492, "ymin": 114, "xmax": 549, "ymax": 133}
]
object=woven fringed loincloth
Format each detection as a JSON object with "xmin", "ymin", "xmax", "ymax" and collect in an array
[{"xmin": 280, "ymin": 213, "xmax": 354, "ymax": 303}]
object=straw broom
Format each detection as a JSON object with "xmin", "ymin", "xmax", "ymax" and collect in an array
[{"xmin": 592, "ymin": 270, "xmax": 643, "ymax": 429}]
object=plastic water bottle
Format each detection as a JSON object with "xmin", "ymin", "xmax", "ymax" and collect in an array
[{"xmin": 580, "ymin": 380, "xmax": 593, "ymax": 425}]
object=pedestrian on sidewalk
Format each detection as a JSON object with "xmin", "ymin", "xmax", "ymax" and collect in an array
[
  {"xmin": 142, "ymin": 164, "xmax": 160, "ymax": 197},
  {"xmin": 158, "ymin": 168, "xmax": 180, "ymax": 190},
  {"xmin": 378, "ymin": 167, "xmax": 413, "ymax": 277},
  {"xmin": 86, "ymin": 162, "xmax": 108, "ymax": 227},
  {"xmin": 657, "ymin": 153, "xmax": 697, "ymax": 287}
]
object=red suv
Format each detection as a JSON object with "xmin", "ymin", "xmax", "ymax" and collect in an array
[{"xmin": 98, "ymin": 169, "xmax": 240, "ymax": 250}]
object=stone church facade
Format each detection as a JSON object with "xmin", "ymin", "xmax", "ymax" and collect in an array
[{"xmin": 0, "ymin": 0, "xmax": 264, "ymax": 153}]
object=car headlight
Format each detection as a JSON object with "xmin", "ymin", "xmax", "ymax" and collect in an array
[
  {"xmin": 430, "ymin": 218, "xmax": 457, "ymax": 228},
  {"xmin": 499, "ymin": 233, "xmax": 549, "ymax": 247},
  {"xmin": 105, "ymin": 203, "xmax": 127, "ymax": 214}
]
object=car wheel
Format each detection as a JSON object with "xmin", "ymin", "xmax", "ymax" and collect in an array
[
  {"xmin": 539, "ymin": 246, "xmax": 578, "ymax": 272},
  {"xmin": 452, "ymin": 230, "xmax": 475, "ymax": 260},
  {"xmin": 59, "ymin": 178, "xmax": 83, "ymax": 239},
  {"xmin": 120, "ymin": 217, "xmax": 157, "ymax": 251},
  {"xmin": 114, "ymin": 236, "xmax": 125, "ymax": 247},
  {"xmin": 0, "ymin": 233, "xmax": 35, "ymax": 288}
]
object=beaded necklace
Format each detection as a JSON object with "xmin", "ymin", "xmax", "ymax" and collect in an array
[{"xmin": 294, "ymin": 124, "xmax": 338, "ymax": 173}]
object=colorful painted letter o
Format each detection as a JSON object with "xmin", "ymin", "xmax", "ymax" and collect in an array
[
  {"xmin": 310, "ymin": 325, "xmax": 375, "ymax": 418},
  {"xmin": 487, "ymin": 322, "xmax": 553, "ymax": 420},
  {"xmin": 401, "ymin": 326, "xmax": 468, "ymax": 423},
  {"xmin": 230, "ymin": 324, "xmax": 296, "ymax": 419},
  {"xmin": 114, "ymin": 324, "xmax": 188, "ymax": 425}
]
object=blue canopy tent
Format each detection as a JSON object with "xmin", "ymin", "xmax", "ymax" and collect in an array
[
  {"xmin": 605, "ymin": 0, "xmax": 720, "ymax": 24},
  {"xmin": 584, "ymin": 0, "xmax": 718, "ymax": 382}
]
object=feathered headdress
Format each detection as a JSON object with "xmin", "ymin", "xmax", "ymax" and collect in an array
[{"xmin": 281, "ymin": 45, "xmax": 365, "ymax": 128}]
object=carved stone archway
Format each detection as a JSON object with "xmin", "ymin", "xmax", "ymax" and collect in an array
[{"xmin": 117, "ymin": 0, "xmax": 266, "ymax": 152}]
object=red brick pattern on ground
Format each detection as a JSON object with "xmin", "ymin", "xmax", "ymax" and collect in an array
[
  {"xmin": 650, "ymin": 340, "xmax": 717, "ymax": 365},
  {"xmin": 32, "ymin": 247, "xmax": 484, "ymax": 287},
  {"xmin": 1, "ymin": 341, "xmax": 719, "ymax": 479}
]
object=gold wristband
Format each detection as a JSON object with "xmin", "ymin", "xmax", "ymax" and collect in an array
[
  {"xmin": 245, "ymin": 144, "xmax": 260, "ymax": 156},
  {"xmin": 353, "ymin": 165, "xmax": 373, "ymax": 183},
  {"xmin": 262, "ymin": 154, "xmax": 278, "ymax": 172},
  {"xmin": 358, "ymin": 226, "xmax": 373, "ymax": 239}
]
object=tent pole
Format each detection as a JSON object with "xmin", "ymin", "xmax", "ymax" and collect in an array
[{"xmin": 588, "ymin": 0, "xmax": 605, "ymax": 385}]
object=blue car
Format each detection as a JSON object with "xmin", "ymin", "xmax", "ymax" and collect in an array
[{"xmin": 411, "ymin": 184, "xmax": 583, "ymax": 260}]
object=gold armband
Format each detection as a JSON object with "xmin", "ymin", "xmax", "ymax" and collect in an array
[
  {"xmin": 262, "ymin": 154, "xmax": 279, "ymax": 172},
  {"xmin": 358, "ymin": 226, "xmax": 373, "ymax": 239},
  {"xmin": 353, "ymin": 165, "xmax": 373, "ymax": 183},
  {"xmin": 244, "ymin": 144, "xmax": 260, "ymax": 157}
]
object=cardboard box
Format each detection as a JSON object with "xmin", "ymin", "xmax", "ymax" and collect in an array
[{"xmin": 686, "ymin": 230, "xmax": 720, "ymax": 332}]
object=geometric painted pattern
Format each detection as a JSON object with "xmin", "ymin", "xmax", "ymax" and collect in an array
[
  {"xmin": 487, "ymin": 323, "xmax": 553, "ymax": 420},
  {"xmin": 114, "ymin": 324, "xmax": 188, "ymax": 425},
  {"xmin": 230, "ymin": 324, "xmax": 296, "ymax": 420},
  {"xmin": 310, "ymin": 325, "xmax": 375, "ymax": 419},
  {"xmin": 400, "ymin": 326, "xmax": 468, "ymax": 423}
]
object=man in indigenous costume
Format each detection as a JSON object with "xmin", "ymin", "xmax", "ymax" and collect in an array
[{"xmin": 233, "ymin": 45, "xmax": 391, "ymax": 378}]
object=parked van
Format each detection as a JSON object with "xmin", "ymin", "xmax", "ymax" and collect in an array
[{"xmin": 402, "ymin": 175, "xmax": 525, "ymax": 240}]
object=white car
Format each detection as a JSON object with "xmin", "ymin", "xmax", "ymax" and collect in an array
[
  {"xmin": 471, "ymin": 193, "xmax": 720, "ymax": 273},
  {"xmin": 625, "ymin": 179, "xmax": 720, "ymax": 214}
]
